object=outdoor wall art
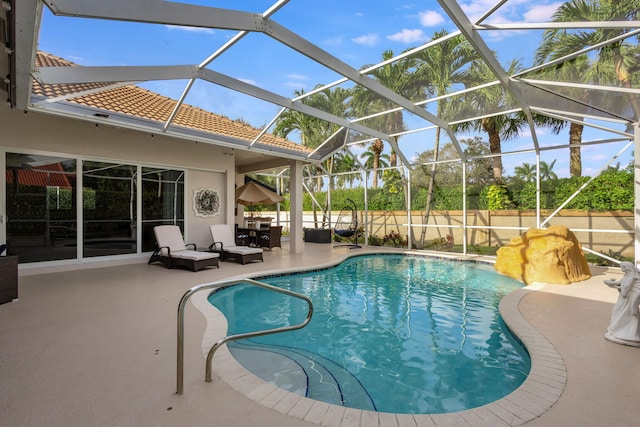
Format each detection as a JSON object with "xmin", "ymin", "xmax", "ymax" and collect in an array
[{"xmin": 193, "ymin": 187, "xmax": 221, "ymax": 217}]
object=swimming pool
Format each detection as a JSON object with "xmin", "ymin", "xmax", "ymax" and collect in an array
[{"xmin": 208, "ymin": 254, "xmax": 530, "ymax": 414}]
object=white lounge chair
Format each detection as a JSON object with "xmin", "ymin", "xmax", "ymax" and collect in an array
[
  {"xmin": 149, "ymin": 225, "xmax": 219, "ymax": 272},
  {"xmin": 209, "ymin": 224, "xmax": 263, "ymax": 264}
]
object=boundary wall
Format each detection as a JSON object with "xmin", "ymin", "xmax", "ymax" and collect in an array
[{"xmin": 264, "ymin": 209, "xmax": 634, "ymax": 257}]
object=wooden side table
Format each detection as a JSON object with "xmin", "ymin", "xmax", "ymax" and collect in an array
[{"xmin": 0, "ymin": 256, "xmax": 18, "ymax": 304}]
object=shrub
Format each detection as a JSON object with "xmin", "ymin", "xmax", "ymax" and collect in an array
[
  {"xmin": 382, "ymin": 230, "xmax": 407, "ymax": 247},
  {"xmin": 256, "ymin": 168, "xmax": 633, "ymax": 213},
  {"xmin": 481, "ymin": 185, "xmax": 512, "ymax": 210},
  {"xmin": 424, "ymin": 234, "xmax": 454, "ymax": 251},
  {"xmin": 368, "ymin": 235, "xmax": 384, "ymax": 246}
]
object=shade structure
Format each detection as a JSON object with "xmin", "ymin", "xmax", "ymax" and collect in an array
[{"xmin": 235, "ymin": 181, "xmax": 284, "ymax": 206}]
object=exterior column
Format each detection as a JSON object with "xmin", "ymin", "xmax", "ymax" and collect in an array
[
  {"xmin": 289, "ymin": 160, "xmax": 304, "ymax": 254},
  {"xmin": 635, "ymin": 124, "xmax": 640, "ymax": 267}
]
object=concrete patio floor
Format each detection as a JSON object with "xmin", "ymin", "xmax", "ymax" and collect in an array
[{"xmin": 1, "ymin": 242, "xmax": 639, "ymax": 426}]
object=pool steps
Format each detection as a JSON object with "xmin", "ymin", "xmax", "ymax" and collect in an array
[{"xmin": 229, "ymin": 341, "xmax": 376, "ymax": 411}]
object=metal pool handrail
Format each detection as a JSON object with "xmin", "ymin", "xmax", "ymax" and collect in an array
[{"xmin": 176, "ymin": 278, "xmax": 313, "ymax": 394}]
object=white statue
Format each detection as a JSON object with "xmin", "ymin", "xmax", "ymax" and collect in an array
[{"xmin": 603, "ymin": 261, "xmax": 640, "ymax": 346}]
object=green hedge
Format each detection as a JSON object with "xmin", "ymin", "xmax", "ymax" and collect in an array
[{"xmin": 254, "ymin": 169, "xmax": 633, "ymax": 212}]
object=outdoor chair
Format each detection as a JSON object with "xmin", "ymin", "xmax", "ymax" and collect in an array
[
  {"xmin": 333, "ymin": 199, "xmax": 361, "ymax": 249},
  {"xmin": 149, "ymin": 225, "xmax": 219, "ymax": 272},
  {"xmin": 258, "ymin": 225, "xmax": 282, "ymax": 250},
  {"xmin": 209, "ymin": 224, "xmax": 263, "ymax": 264}
]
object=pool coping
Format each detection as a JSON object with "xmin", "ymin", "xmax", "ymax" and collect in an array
[{"xmin": 190, "ymin": 250, "xmax": 565, "ymax": 426}]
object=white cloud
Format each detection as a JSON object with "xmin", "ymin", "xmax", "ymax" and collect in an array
[
  {"xmin": 282, "ymin": 74, "xmax": 310, "ymax": 90},
  {"xmin": 387, "ymin": 29, "xmax": 426, "ymax": 43},
  {"xmin": 322, "ymin": 35, "xmax": 344, "ymax": 46},
  {"xmin": 238, "ymin": 78, "xmax": 257, "ymax": 85},
  {"xmin": 287, "ymin": 74, "xmax": 309, "ymax": 81},
  {"xmin": 459, "ymin": 0, "xmax": 495, "ymax": 23},
  {"xmin": 418, "ymin": 10, "xmax": 445, "ymax": 27},
  {"xmin": 523, "ymin": 3, "xmax": 563, "ymax": 22},
  {"xmin": 164, "ymin": 25, "xmax": 215, "ymax": 35},
  {"xmin": 583, "ymin": 166, "xmax": 599, "ymax": 176},
  {"xmin": 283, "ymin": 81, "xmax": 308, "ymax": 89},
  {"xmin": 352, "ymin": 33, "xmax": 379, "ymax": 46},
  {"xmin": 459, "ymin": 0, "xmax": 562, "ymax": 25}
]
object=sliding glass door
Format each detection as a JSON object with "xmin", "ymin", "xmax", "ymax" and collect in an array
[
  {"xmin": 82, "ymin": 161, "xmax": 137, "ymax": 257},
  {"xmin": 141, "ymin": 167, "xmax": 185, "ymax": 252},
  {"xmin": 5, "ymin": 153, "xmax": 77, "ymax": 263},
  {"xmin": 4, "ymin": 151, "xmax": 186, "ymax": 264}
]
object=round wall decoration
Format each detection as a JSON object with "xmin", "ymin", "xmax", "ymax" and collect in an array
[{"xmin": 193, "ymin": 187, "xmax": 221, "ymax": 217}]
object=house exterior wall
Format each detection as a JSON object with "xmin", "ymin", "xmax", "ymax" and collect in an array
[{"xmin": 0, "ymin": 104, "xmax": 236, "ymax": 262}]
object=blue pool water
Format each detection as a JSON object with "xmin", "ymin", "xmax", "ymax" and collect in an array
[{"xmin": 208, "ymin": 254, "xmax": 530, "ymax": 414}]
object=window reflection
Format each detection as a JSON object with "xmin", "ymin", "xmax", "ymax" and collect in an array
[
  {"xmin": 141, "ymin": 167, "xmax": 185, "ymax": 252},
  {"xmin": 82, "ymin": 161, "xmax": 137, "ymax": 257},
  {"xmin": 5, "ymin": 153, "xmax": 77, "ymax": 263},
  {"xmin": 5, "ymin": 153, "xmax": 186, "ymax": 263}
]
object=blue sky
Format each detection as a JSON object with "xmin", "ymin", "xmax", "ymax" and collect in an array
[{"xmin": 36, "ymin": 1, "xmax": 633, "ymax": 178}]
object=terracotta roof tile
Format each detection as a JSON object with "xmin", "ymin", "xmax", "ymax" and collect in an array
[
  {"xmin": 33, "ymin": 52, "xmax": 309, "ymax": 154},
  {"xmin": 6, "ymin": 162, "xmax": 73, "ymax": 188}
]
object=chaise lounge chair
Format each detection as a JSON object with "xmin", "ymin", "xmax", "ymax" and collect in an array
[
  {"xmin": 149, "ymin": 225, "xmax": 219, "ymax": 272},
  {"xmin": 209, "ymin": 224, "xmax": 263, "ymax": 264}
]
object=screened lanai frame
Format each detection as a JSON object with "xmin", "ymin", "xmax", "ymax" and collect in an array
[{"xmin": 8, "ymin": 0, "xmax": 640, "ymax": 263}]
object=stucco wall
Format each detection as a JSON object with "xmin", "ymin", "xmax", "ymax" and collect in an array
[
  {"xmin": 266, "ymin": 209, "xmax": 634, "ymax": 257},
  {"xmin": 0, "ymin": 105, "xmax": 235, "ymax": 247}
]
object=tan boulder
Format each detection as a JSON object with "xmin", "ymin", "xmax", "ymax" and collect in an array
[{"xmin": 495, "ymin": 225, "xmax": 591, "ymax": 285}]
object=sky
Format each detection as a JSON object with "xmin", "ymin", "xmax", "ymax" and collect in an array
[{"xmin": 36, "ymin": 0, "xmax": 634, "ymax": 178}]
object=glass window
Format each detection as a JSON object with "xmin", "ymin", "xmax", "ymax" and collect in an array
[
  {"xmin": 141, "ymin": 167, "xmax": 185, "ymax": 252},
  {"xmin": 5, "ymin": 153, "xmax": 77, "ymax": 263},
  {"xmin": 4, "ymin": 154, "xmax": 187, "ymax": 263},
  {"xmin": 82, "ymin": 161, "xmax": 137, "ymax": 257}
]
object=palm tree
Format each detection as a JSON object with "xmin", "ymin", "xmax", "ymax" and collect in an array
[
  {"xmin": 273, "ymin": 89, "xmax": 321, "ymax": 146},
  {"xmin": 534, "ymin": 15, "xmax": 591, "ymax": 178},
  {"xmin": 274, "ymin": 86, "xmax": 351, "ymax": 226},
  {"xmin": 534, "ymin": 0, "xmax": 640, "ymax": 177},
  {"xmin": 360, "ymin": 141, "xmax": 389, "ymax": 189},
  {"xmin": 514, "ymin": 163, "xmax": 536, "ymax": 182},
  {"xmin": 274, "ymin": 86, "xmax": 351, "ymax": 151},
  {"xmin": 456, "ymin": 59, "xmax": 533, "ymax": 186},
  {"xmin": 412, "ymin": 30, "xmax": 480, "ymax": 247},
  {"xmin": 540, "ymin": 160, "xmax": 559, "ymax": 181},
  {"xmin": 352, "ymin": 50, "xmax": 425, "ymax": 138},
  {"xmin": 514, "ymin": 160, "xmax": 557, "ymax": 183},
  {"xmin": 351, "ymin": 49, "xmax": 430, "ymax": 219},
  {"xmin": 332, "ymin": 152, "xmax": 359, "ymax": 188}
]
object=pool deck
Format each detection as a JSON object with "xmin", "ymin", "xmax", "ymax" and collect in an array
[{"xmin": 1, "ymin": 242, "xmax": 639, "ymax": 427}]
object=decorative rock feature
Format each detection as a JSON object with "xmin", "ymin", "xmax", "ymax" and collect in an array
[{"xmin": 495, "ymin": 225, "xmax": 591, "ymax": 285}]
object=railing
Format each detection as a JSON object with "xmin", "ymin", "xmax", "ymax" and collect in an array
[{"xmin": 176, "ymin": 278, "xmax": 313, "ymax": 394}]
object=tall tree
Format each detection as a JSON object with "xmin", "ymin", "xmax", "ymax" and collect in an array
[
  {"xmin": 360, "ymin": 141, "xmax": 389, "ymax": 189},
  {"xmin": 412, "ymin": 30, "xmax": 480, "ymax": 247},
  {"xmin": 514, "ymin": 163, "xmax": 536, "ymax": 182},
  {"xmin": 332, "ymin": 152, "xmax": 359, "ymax": 188},
  {"xmin": 540, "ymin": 159, "xmax": 559, "ymax": 181},
  {"xmin": 274, "ymin": 86, "xmax": 351, "ymax": 226},
  {"xmin": 534, "ymin": 0, "xmax": 640, "ymax": 177},
  {"xmin": 456, "ymin": 59, "xmax": 547, "ymax": 186},
  {"xmin": 462, "ymin": 136, "xmax": 494, "ymax": 185},
  {"xmin": 352, "ymin": 49, "xmax": 425, "ymax": 140},
  {"xmin": 351, "ymin": 49, "xmax": 430, "ymax": 223}
]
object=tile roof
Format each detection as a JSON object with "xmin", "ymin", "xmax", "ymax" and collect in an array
[
  {"xmin": 6, "ymin": 162, "xmax": 73, "ymax": 188},
  {"xmin": 33, "ymin": 52, "xmax": 309, "ymax": 154}
]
